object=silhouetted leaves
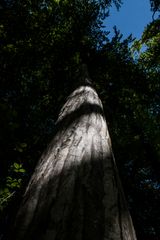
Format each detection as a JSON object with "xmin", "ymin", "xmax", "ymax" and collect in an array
[{"xmin": 0, "ymin": 0, "xmax": 160, "ymax": 239}]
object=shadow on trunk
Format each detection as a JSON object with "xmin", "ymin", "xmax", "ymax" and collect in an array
[{"xmin": 8, "ymin": 85, "xmax": 136, "ymax": 240}]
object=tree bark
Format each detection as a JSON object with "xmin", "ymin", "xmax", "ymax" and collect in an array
[{"xmin": 13, "ymin": 70, "xmax": 137, "ymax": 240}]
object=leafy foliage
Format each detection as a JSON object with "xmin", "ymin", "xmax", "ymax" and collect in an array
[
  {"xmin": 0, "ymin": 162, "xmax": 25, "ymax": 211},
  {"xmin": 0, "ymin": 0, "xmax": 160, "ymax": 239},
  {"xmin": 150, "ymin": 0, "xmax": 160, "ymax": 16},
  {"xmin": 120, "ymin": 18, "xmax": 160, "ymax": 239}
]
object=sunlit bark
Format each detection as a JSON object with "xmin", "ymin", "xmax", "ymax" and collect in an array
[{"xmin": 13, "ymin": 67, "xmax": 137, "ymax": 240}]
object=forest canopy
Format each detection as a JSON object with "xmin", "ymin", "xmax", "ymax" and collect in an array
[{"xmin": 0, "ymin": 0, "xmax": 160, "ymax": 239}]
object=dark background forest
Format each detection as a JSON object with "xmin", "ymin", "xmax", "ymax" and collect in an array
[{"xmin": 0, "ymin": 0, "xmax": 160, "ymax": 239}]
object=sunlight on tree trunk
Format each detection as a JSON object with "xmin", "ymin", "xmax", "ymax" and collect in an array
[{"xmin": 13, "ymin": 66, "xmax": 137, "ymax": 240}]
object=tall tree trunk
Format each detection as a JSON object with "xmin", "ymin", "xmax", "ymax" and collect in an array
[{"xmin": 13, "ymin": 66, "xmax": 137, "ymax": 240}]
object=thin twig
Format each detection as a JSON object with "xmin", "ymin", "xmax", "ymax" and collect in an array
[{"xmin": 0, "ymin": 191, "xmax": 16, "ymax": 206}]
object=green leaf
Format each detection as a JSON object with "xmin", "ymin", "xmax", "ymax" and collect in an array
[
  {"xmin": 19, "ymin": 168, "xmax": 26, "ymax": 173},
  {"xmin": 13, "ymin": 163, "xmax": 20, "ymax": 169}
]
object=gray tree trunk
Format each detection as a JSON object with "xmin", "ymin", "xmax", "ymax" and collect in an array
[{"xmin": 13, "ymin": 67, "xmax": 137, "ymax": 240}]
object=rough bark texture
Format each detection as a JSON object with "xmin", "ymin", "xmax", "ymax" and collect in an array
[{"xmin": 13, "ymin": 82, "xmax": 137, "ymax": 240}]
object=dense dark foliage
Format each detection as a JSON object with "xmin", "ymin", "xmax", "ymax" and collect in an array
[
  {"xmin": 150, "ymin": 0, "xmax": 160, "ymax": 18},
  {"xmin": 0, "ymin": 0, "xmax": 160, "ymax": 239}
]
